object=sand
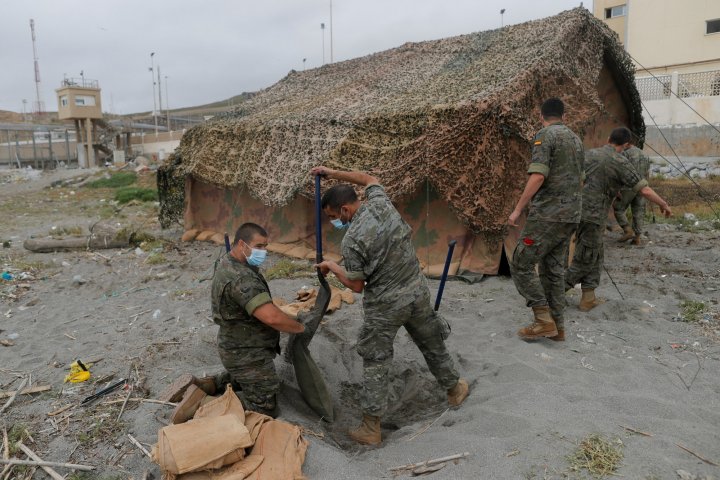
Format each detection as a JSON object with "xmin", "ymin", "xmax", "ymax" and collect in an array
[{"xmin": 1, "ymin": 169, "xmax": 719, "ymax": 479}]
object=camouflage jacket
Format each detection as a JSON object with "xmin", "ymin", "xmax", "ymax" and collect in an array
[
  {"xmin": 527, "ymin": 122, "xmax": 585, "ymax": 224},
  {"xmin": 341, "ymin": 184, "xmax": 428, "ymax": 311},
  {"xmin": 211, "ymin": 254, "xmax": 278, "ymax": 351},
  {"xmin": 622, "ymin": 145, "xmax": 651, "ymax": 182},
  {"xmin": 582, "ymin": 144, "xmax": 648, "ymax": 225}
]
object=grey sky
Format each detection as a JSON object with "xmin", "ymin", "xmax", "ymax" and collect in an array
[{"xmin": 1, "ymin": 0, "xmax": 587, "ymax": 115}]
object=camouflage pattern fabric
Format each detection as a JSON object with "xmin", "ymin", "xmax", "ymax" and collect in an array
[
  {"xmin": 211, "ymin": 254, "xmax": 279, "ymax": 416},
  {"xmin": 510, "ymin": 219, "xmax": 577, "ymax": 328},
  {"xmin": 582, "ymin": 145, "xmax": 647, "ymax": 226},
  {"xmin": 526, "ymin": 122, "xmax": 585, "ymax": 224},
  {"xmin": 341, "ymin": 184, "xmax": 459, "ymax": 416},
  {"xmin": 564, "ymin": 221, "xmax": 604, "ymax": 290},
  {"xmin": 358, "ymin": 290, "xmax": 457, "ymax": 416},
  {"xmin": 342, "ymin": 184, "xmax": 427, "ymax": 310},
  {"xmin": 613, "ymin": 146, "xmax": 651, "ymax": 235}
]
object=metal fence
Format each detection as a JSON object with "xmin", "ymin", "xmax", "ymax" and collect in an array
[{"xmin": 636, "ymin": 70, "xmax": 720, "ymax": 102}]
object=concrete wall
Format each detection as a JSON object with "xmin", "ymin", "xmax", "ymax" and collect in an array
[
  {"xmin": 644, "ymin": 124, "xmax": 720, "ymax": 157},
  {"xmin": 594, "ymin": 0, "xmax": 720, "ymax": 75},
  {"xmin": 130, "ymin": 130, "xmax": 183, "ymax": 161}
]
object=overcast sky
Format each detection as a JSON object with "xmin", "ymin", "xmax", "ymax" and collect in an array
[{"xmin": 1, "ymin": 0, "xmax": 588, "ymax": 115}]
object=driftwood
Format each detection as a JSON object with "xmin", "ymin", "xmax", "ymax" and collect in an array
[
  {"xmin": 23, "ymin": 222, "xmax": 131, "ymax": 253},
  {"xmin": 389, "ymin": 452, "xmax": 470, "ymax": 472},
  {"xmin": 127, "ymin": 434, "xmax": 152, "ymax": 458},
  {"xmin": 0, "ymin": 385, "xmax": 51, "ymax": 399},
  {"xmin": 16, "ymin": 442, "xmax": 64, "ymax": 480},
  {"xmin": 0, "ymin": 377, "xmax": 27, "ymax": 415},
  {"xmin": 0, "ymin": 458, "xmax": 94, "ymax": 471}
]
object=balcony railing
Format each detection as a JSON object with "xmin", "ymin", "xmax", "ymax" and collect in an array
[
  {"xmin": 636, "ymin": 69, "xmax": 720, "ymax": 102},
  {"xmin": 60, "ymin": 77, "xmax": 99, "ymax": 89}
]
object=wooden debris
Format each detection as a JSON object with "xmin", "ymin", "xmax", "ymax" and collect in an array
[
  {"xmin": 0, "ymin": 377, "xmax": 27, "ymax": 415},
  {"xmin": 389, "ymin": 452, "xmax": 470, "ymax": 472},
  {"xmin": 117, "ymin": 386, "xmax": 133, "ymax": 421},
  {"xmin": 16, "ymin": 442, "xmax": 64, "ymax": 480},
  {"xmin": 102, "ymin": 397, "xmax": 176, "ymax": 407},
  {"xmin": 127, "ymin": 434, "xmax": 152, "ymax": 458},
  {"xmin": 0, "ymin": 384, "xmax": 51, "ymax": 399},
  {"xmin": 47, "ymin": 405, "xmax": 73, "ymax": 417},
  {"xmin": 0, "ymin": 458, "xmax": 94, "ymax": 471},
  {"xmin": 676, "ymin": 443, "xmax": 719, "ymax": 466},
  {"xmin": 0, "ymin": 340, "xmax": 14, "ymax": 347},
  {"xmin": 412, "ymin": 463, "xmax": 446, "ymax": 476},
  {"xmin": 619, "ymin": 425, "xmax": 653, "ymax": 437}
]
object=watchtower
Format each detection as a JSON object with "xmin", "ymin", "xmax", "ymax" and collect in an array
[{"xmin": 56, "ymin": 77, "xmax": 102, "ymax": 167}]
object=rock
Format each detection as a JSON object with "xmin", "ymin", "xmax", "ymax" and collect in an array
[
  {"xmin": 684, "ymin": 213, "xmax": 697, "ymax": 221},
  {"xmin": 72, "ymin": 275, "xmax": 87, "ymax": 286}
]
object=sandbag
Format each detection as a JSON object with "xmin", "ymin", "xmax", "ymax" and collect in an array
[
  {"xmin": 244, "ymin": 412, "xmax": 274, "ymax": 443},
  {"xmin": 153, "ymin": 414, "xmax": 252, "ymax": 475},
  {"xmin": 245, "ymin": 420, "xmax": 308, "ymax": 480},
  {"xmin": 196, "ymin": 230, "xmax": 216, "ymax": 241},
  {"xmin": 181, "ymin": 229, "xmax": 199, "ymax": 242},
  {"xmin": 290, "ymin": 341, "xmax": 334, "ymax": 422},
  {"xmin": 178, "ymin": 455, "xmax": 264, "ymax": 480}
]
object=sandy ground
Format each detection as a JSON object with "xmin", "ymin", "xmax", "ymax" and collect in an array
[{"xmin": 1, "ymin": 168, "xmax": 719, "ymax": 480}]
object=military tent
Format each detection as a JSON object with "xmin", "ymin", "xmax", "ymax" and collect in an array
[{"xmin": 158, "ymin": 7, "xmax": 644, "ymax": 275}]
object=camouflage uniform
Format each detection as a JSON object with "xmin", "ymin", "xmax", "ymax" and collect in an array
[
  {"xmin": 613, "ymin": 145, "xmax": 651, "ymax": 235},
  {"xmin": 342, "ymin": 184, "xmax": 459, "ymax": 417},
  {"xmin": 211, "ymin": 254, "xmax": 279, "ymax": 415},
  {"xmin": 566, "ymin": 145, "xmax": 647, "ymax": 289},
  {"xmin": 509, "ymin": 122, "xmax": 584, "ymax": 329}
]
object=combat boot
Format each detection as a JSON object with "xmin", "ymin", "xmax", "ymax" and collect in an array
[
  {"xmin": 349, "ymin": 414, "xmax": 381, "ymax": 445},
  {"xmin": 617, "ymin": 225, "xmax": 634, "ymax": 242},
  {"xmin": 579, "ymin": 289, "xmax": 605, "ymax": 312},
  {"xmin": 549, "ymin": 328, "xmax": 565, "ymax": 342},
  {"xmin": 170, "ymin": 385, "xmax": 208, "ymax": 424},
  {"xmin": 517, "ymin": 306, "xmax": 558, "ymax": 339},
  {"xmin": 631, "ymin": 235, "xmax": 644, "ymax": 246},
  {"xmin": 447, "ymin": 379, "xmax": 469, "ymax": 406}
]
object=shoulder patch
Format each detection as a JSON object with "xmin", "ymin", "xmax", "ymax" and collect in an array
[{"xmin": 534, "ymin": 140, "xmax": 542, "ymax": 145}]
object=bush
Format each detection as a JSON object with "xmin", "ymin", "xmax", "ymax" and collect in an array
[
  {"xmin": 85, "ymin": 172, "xmax": 137, "ymax": 189},
  {"xmin": 115, "ymin": 187, "xmax": 158, "ymax": 204}
]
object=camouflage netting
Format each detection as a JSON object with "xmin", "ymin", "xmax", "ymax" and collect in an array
[{"xmin": 161, "ymin": 8, "xmax": 643, "ymax": 234}]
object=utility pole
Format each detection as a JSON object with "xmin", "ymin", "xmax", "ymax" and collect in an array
[
  {"xmin": 164, "ymin": 75, "xmax": 170, "ymax": 131},
  {"xmin": 157, "ymin": 65, "xmax": 163, "ymax": 127},
  {"xmin": 329, "ymin": 0, "xmax": 333, "ymax": 63},
  {"xmin": 150, "ymin": 52, "xmax": 158, "ymax": 136}
]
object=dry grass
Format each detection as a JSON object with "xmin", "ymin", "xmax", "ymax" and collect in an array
[
  {"xmin": 264, "ymin": 259, "xmax": 314, "ymax": 280},
  {"xmin": 568, "ymin": 434, "xmax": 624, "ymax": 478}
]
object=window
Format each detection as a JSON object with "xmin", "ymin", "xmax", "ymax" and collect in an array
[
  {"xmin": 605, "ymin": 5, "xmax": 627, "ymax": 19},
  {"xmin": 74, "ymin": 95, "xmax": 96, "ymax": 106},
  {"xmin": 707, "ymin": 19, "xmax": 720, "ymax": 35},
  {"xmin": 60, "ymin": 95, "xmax": 68, "ymax": 107}
]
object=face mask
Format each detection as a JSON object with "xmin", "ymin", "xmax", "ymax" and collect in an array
[
  {"xmin": 331, "ymin": 218, "xmax": 348, "ymax": 230},
  {"xmin": 242, "ymin": 243, "xmax": 267, "ymax": 266}
]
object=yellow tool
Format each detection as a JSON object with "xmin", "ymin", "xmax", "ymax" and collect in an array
[{"xmin": 64, "ymin": 359, "xmax": 92, "ymax": 383}]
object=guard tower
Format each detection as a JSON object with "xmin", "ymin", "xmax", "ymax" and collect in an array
[{"xmin": 56, "ymin": 77, "xmax": 102, "ymax": 168}]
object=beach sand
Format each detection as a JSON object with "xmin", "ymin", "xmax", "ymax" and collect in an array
[{"xmin": 1, "ymin": 169, "xmax": 718, "ymax": 479}]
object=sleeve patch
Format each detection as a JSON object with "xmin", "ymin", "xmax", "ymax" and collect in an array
[{"xmin": 534, "ymin": 140, "xmax": 542, "ymax": 145}]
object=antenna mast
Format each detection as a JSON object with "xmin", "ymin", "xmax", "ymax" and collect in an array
[{"xmin": 29, "ymin": 19, "xmax": 45, "ymax": 115}]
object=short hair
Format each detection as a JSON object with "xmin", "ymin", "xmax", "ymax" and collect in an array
[
  {"xmin": 541, "ymin": 98, "xmax": 564, "ymax": 119},
  {"xmin": 233, "ymin": 222, "xmax": 267, "ymax": 246},
  {"xmin": 321, "ymin": 184, "xmax": 358, "ymax": 211},
  {"xmin": 609, "ymin": 127, "xmax": 632, "ymax": 146}
]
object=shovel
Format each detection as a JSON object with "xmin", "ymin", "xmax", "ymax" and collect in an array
[
  {"xmin": 434, "ymin": 240, "xmax": 456, "ymax": 311},
  {"xmin": 286, "ymin": 174, "xmax": 334, "ymax": 421}
]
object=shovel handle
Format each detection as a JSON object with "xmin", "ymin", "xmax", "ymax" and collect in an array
[
  {"xmin": 315, "ymin": 175, "xmax": 324, "ymax": 264},
  {"xmin": 224, "ymin": 233, "xmax": 231, "ymax": 253},
  {"xmin": 434, "ymin": 240, "xmax": 457, "ymax": 311}
]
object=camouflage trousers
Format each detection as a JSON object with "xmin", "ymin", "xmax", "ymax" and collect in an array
[
  {"xmin": 509, "ymin": 219, "xmax": 577, "ymax": 328},
  {"xmin": 565, "ymin": 221, "xmax": 604, "ymax": 291},
  {"xmin": 215, "ymin": 345, "xmax": 279, "ymax": 417},
  {"xmin": 613, "ymin": 188, "xmax": 646, "ymax": 235},
  {"xmin": 357, "ymin": 291, "xmax": 459, "ymax": 417}
]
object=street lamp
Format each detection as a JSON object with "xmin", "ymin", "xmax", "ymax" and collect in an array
[
  {"xmin": 149, "ymin": 52, "xmax": 158, "ymax": 136},
  {"xmin": 321, "ymin": 23, "xmax": 325, "ymax": 65},
  {"xmin": 303, "ymin": 58, "xmax": 307, "ymax": 71},
  {"xmin": 500, "ymin": 9, "xmax": 506, "ymax": 27}
]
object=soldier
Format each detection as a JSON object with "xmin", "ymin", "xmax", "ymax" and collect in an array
[
  {"xmin": 508, "ymin": 98, "xmax": 584, "ymax": 342},
  {"xmin": 613, "ymin": 138, "xmax": 652, "ymax": 245},
  {"xmin": 209, "ymin": 222, "xmax": 306, "ymax": 416},
  {"xmin": 566, "ymin": 127, "xmax": 671, "ymax": 309},
  {"xmin": 310, "ymin": 166, "xmax": 469, "ymax": 446}
]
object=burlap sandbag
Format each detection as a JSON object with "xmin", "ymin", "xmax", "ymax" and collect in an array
[
  {"xmin": 245, "ymin": 420, "xmax": 308, "ymax": 480},
  {"xmin": 191, "ymin": 385, "xmax": 249, "ymax": 469},
  {"xmin": 153, "ymin": 414, "xmax": 252, "ymax": 475},
  {"xmin": 177, "ymin": 455, "xmax": 265, "ymax": 480},
  {"xmin": 244, "ymin": 412, "xmax": 274, "ymax": 443}
]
